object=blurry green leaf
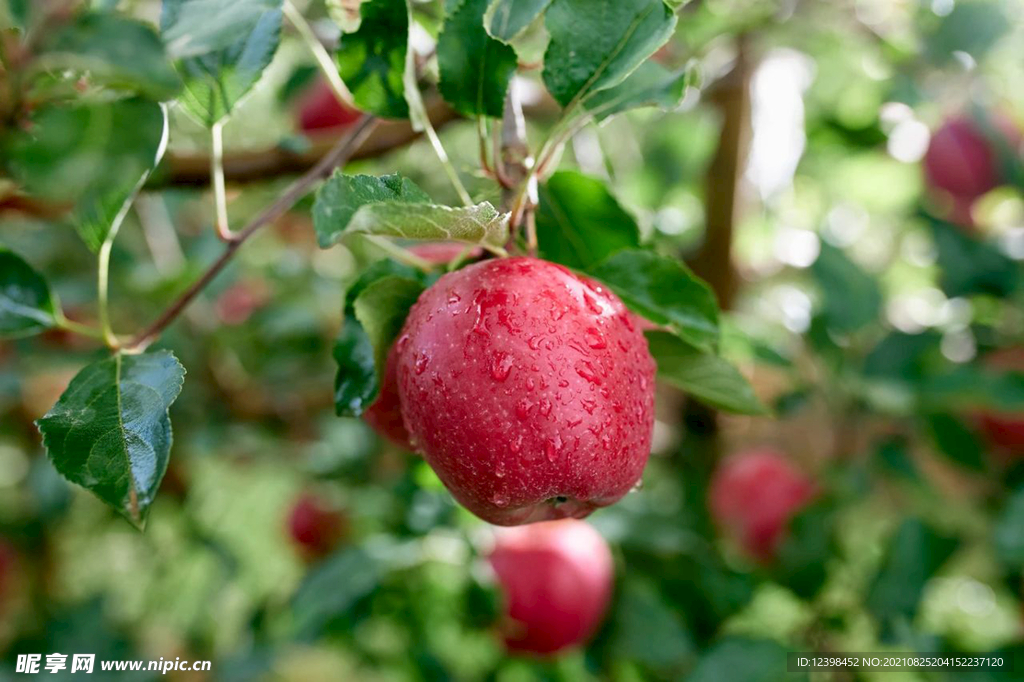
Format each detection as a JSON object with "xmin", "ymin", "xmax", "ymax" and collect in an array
[
  {"xmin": 863, "ymin": 331, "xmax": 943, "ymax": 383},
  {"xmin": 773, "ymin": 501, "xmax": 836, "ymax": 599},
  {"xmin": 334, "ymin": 314, "xmax": 378, "ymax": 417},
  {"xmin": 0, "ymin": 0, "xmax": 28, "ymax": 31},
  {"xmin": 336, "ymin": 0, "xmax": 409, "ymax": 118},
  {"xmin": 314, "ymin": 172, "xmax": 509, "ymax": 250},
  {"xmin": 925, "ymin": 0, "xmax": 1008, "ymax": 65},
  {"xmin": 930, "ymin": 219, "xmax": 1019, "ymax": 298},
  {"xmin": 920, "ymin": 366, "xmax": 1024, "ymax": 413},
  {"xmin": 160, "ymin": 0, "xmax": 284, "ymax": 126},
  {"xmin": 686, "ymin": 638, "xmax": 799, "ymax": 682},
  {"xmin": 36, "ymin": 12, "xmax": 181, "ymax": 100},
  {"xmin": 811, "ymin": 242, "xmax": 882, "ymax": 334},
  {"xmin": 993, "ymin": 486, "xmax": 1024, "ymax": 568},
  {"xmin": 438, "ymin": 0, "xmax": 517, "ymax": 117},
  {"xmin": 646, "ymin": 331, "xmax": 767, "ymax": 415},
  {"xmin": 0, "ymin": 245, "xmax": 58, "ymax": 338},
  {"xmin": 923, "ymin": 413, "xmax": 985, "ymax": 471},
  {"xmin": 772, "ymin": 389, "xmax": 810, "ymax": 417},
  {"xmin": 36, "ymin": 351, "xmax": 186, "ymax": 529},
  {"xmin": 591, "ymin": 250, "xmax": 719, "ymax": 351},
  {"xmin": 3, "ymin": 98, "xmax": 168, "ymax": 251},
  {"xmin": 352, "ymin": 275, "xmax": 424, "ymax": 374},
  {"xmin": 610, "ymin": 578, "xmax": 694, "ymax": 672},
  {"xmin": 866, "ymin": 519, "xmax": 958, "ymax": 642},
  {"xmin": 291, "ymin": 547, "xmax": 382, "ymax": 639},
  {"xmin": 542, "ymin": 0, "xmax": 676, "ymax": 107},
  {"xmin": 536, "ymin": 171, "xmax": 640, "ymax": 270},
  {"xmin": 584, "ymin": 61, "xmax": 690, "ymax": 121},
  {"xmin": 486, "ymin": 0, "xmax": 550, "ymax": 43},
  {"xmin": 875, "ymin": 437, "xmax": 918, "ymax": 480}
]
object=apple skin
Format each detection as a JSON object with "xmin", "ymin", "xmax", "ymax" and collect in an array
[
  {"xmin": 287, "ymin": 493, "xmax": 346, "ymax": 559},
  {"xmin": 296, "ymin": 79, "xmax": 362, "ymax": 133},
  {"xmin": 923, "ymin": 114, "xmax": 1020, "ymax": 223},
  {"xmin": 488, "ymin": 519, "xmax": 613, "ymax": 655},
  {"xmin": 708, "ymin": 448, "xmax": 816, "ymax": 561},
  {"xmin": 394, "ymin": 257, "xmax": 655, "ymax": 526},
  {"xmin": 975, "ymin": 348, "xmax": 1024, "ymax": 455}
]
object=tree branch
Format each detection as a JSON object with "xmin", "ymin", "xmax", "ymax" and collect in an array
[
  {"xmin": 125, "ymin": 116, "xmax": 379, "ymax": 353},
  {"xmin": 157, "ymin": 99, "xmax": 460, "ymax": 187}
]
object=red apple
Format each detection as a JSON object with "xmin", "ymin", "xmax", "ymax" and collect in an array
[
  {"xmin": 709, "ymin": 448, "xmax": 816, "ymax": 561},
  {"xmin": 296, "ymin": 79, "xmax": 362, "ymax": 133},
  {"xmin": 286, "ymin": 493, "xmax": 346, "ymax": 559},
  {"xmin": 923, "ymin": 113, "xmax": 1021, "ymax": 225},
  {"xmin": 488, "ymin": 519, "xmax": 613, "ymax": 655},
  {"xmin": 395, "ymin": 257, "xmax": 655, "ymax": 526},
  {"xmin": 975, "ymin": 348, "xmax": 1024, "ymax": 454}
]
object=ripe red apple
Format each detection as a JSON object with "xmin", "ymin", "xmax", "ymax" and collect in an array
[
  {"xmin": 296, "ymin": 79, "xmax": 362, "ymax": 133},
  {"xmin": 924, "ymin": 113, "xmax": 1021, "ymax": 225},
  {"xmin": 286, "ymin": 493, "xmax": 346, "ymax": 559},
  {"xmin": 975, "ymin": 348, "xmax": 1024, "ymax": 454},
  {"xmin": 488, "ymin": 519, "xmax": 613, "ymax": 655},
  {"xmin": 709, "ymin": 448, "xmax": 816, "ymax": 561},
  {"xmin": 394, "ymin": 257, "xmax": 655, "ymax": 526}
]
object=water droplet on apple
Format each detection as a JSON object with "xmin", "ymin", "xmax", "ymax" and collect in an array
[
  {"xmin": 414, "ymin": 353, "xmax": 430, "ymax": 375},
  {"xmin": 491, "ymin": 352, "xmax": 513, "ymax": 381},
  {"xmin": 585, "ymin": 327, "xmax": 606, "ymax": 349},
  {"xmin": 491, "ymin": 492, "xmax": 510, "ymax": 507}
]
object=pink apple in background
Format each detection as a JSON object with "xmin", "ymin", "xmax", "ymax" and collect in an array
[
  {"xmin": 287, "ymin": 493, "xmax": 347, "ymax": 559},
  {"xmin": 923, "ymin": 113, "xmax": 1021, "ymax": 226},
  {"xmin": 296, "ymin": 79, "xmax": 362, "ymax": 134},
  {"xmin": 407, "ymin": 242, "xmax": 481, "ymax": 265},
  {"xmin": 395, "ymin": 257, "xmax": 655, "ymax": 526},
  {"xmin": 488, "ymin": 519, "xmax": 613, "ymax": 655},
  {"xmin": 215, "ymin": 279, "xmax": 270, "ymax": 326},
  {"xmin": 709, "ymin": 448, "xmax": 816, "ymax": 561}
]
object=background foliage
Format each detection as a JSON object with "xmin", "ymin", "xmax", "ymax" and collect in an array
[{"xmin": 2, "ymin": 0, "xmax": 1024, "ymax": 680}]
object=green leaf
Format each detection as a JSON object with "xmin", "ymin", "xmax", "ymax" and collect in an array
[
  {"xmin": 0, "ymin": 0, "xmax": 28, "ymax": 31},
  {"xmin": 314, "ymin": 172, "xmax": 509, "ymax": 250},
  {"xmin": 583, "ymin": 60, "xmax": 690, "ymax": 121},
  {"xmin": 686, "ymin": 638, "xmax": 799, "ymax": 682},
  {"xmin": 923, "ymin": 413, "xmax": 985, "ymax": 471},
  {"xmin": 994, "ymin": 486, "xmax": 1024, "ymax": 569},
  {"xmin": 0, "ymin": 246, "xmax": 58, "ymax": 338},
  {"xmin": 610, "ymin": 578, "xmax": 694, "ymax": 672},
  {"xmin": 535, "ymin": 170, "xmax": 640, "ymax": 270},
  {"xmin": 3, "ymin": 98, "xmax": 169, "ymax": 251},
  {"xmin": 930, "ymin": 218, "xmax": 1020, "ymax": 298},
  {"xmin": 352, "ymin": 275, "xmax": 424, "ymax": 375},
  {"xmin": 336, "ymin": 0, "xmax": 409, "ymax": 118},
  {"xmin": 590, "ymin": 249, "xmax": 719, "ymax": 351},
  {"xmin": 486, "ymin": 0, "xmax": 550, "ymax": 42},
  {"xmin": 333, "ymin": 262, "xmax": 426, "ymax": 417},
  {"xmin": 35, "ymin": 12, "xmax": 181, "ymax": 100},
  {"xmin": 438, "ymin": 0, "xmax": 518, "ymax": 117},
  {"xmin": 291, "ymin": 547, "xmax": 382, "ymax": 639},
  {"xmin": 810, "ymin": 242, "xmax": 882, "ymax": 334},
  {"xmin": 865, "ymin": 518, "xmax": 958, "ymax": 642},
  {"xmin": 333, "ymin": 314, "xmax": 379, "ymax": 417},
  {"xmin": 160, "ymin": 0, "xmax": 284, "ymax": 126},
  {"xmin": 36, "ymin": 351, "xmax": 186, "ymax": 529},
  {"xmin": 646, "ymin": 331, "xmax": 767, "ymax": 415},
  {"xmin": 542, "ymin": 0, "xmax": 677, "ymax": 107},
  {"xmin": 773, "ymin": 501, "xmax": 836, "ymax": 600}
]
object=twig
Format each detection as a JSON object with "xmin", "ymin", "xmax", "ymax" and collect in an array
[
  {"xmin": 282, "ymin": 0, "xmax": 356, "ymax": 107},
  {"xmin": 125, "ymin": 116, "xmax": 379, "ymax": 353}
]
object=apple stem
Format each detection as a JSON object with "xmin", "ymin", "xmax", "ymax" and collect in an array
[{"xmin": 210, "ymin": 120, "xmax": 235, "ymax": 242}]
